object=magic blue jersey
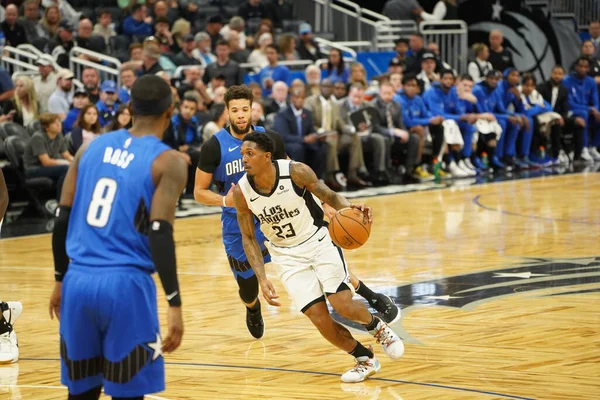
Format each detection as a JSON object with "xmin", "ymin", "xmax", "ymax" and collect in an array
[{"xmin": 66, "ymin": 129, "xmax": 171, "ymax": 272}]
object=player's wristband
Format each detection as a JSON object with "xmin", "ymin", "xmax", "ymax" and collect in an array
[
  {"xmin": 52, "ymin": 206, "xmax": 71, "ymax": 282},
  {"xmin": 149, "ymin": 219, "xmax": 182, "ymax": 307},
  {"xmin": 222, "ymin": 195, "xmax": 227, "ymax": 208}
]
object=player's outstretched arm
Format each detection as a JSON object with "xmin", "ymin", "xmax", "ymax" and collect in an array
[
  {"xmin": 50, "ymin": 141, "xmax": 90, "ymax": 320},
  {"xmin": 233, "ymin": 184, "xmax": 280, "ymax": 306},
  {"xmin": 0, "ymin": 169, "xmax": 8, "ymax": 221},
  {"xmin": 150, "ymin": 150, "xmax": 188, "ymax": 353},
  {"xmin": 290, "ymin": 161, "xmax": 373, "ymax": 223}
]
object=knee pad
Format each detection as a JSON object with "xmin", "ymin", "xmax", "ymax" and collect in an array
[{"xmin": 237, "ymin": 274, "xmax": 259, "ymax": 304}]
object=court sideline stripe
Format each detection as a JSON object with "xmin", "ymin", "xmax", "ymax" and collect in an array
[{"xmin": 19, "ymin": 358, "xmax": 533, "ymax": 399}]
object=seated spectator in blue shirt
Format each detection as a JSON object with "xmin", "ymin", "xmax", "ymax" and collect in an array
[
  {"xmin": 322, "ymin": 48, "xmax": 350, "ymax": 84},
  {"xmin": 96, "ymin": 80, "xmax": 120, "ymax": 127},
  {"xmin": 163, "ymin": 95, "xmax": 202, "ymax": 194},
  {"xmin": 122, "ymin": 4, "xmax": 153, "ymax": 38},
  {"xmin": 63, "ymin": 89, "xmax": 90, "ymax": 134},
  {"xmin": 258, "ymin": 44, "xmax": 291, "ymax": 97},
  {"xmin": 118, "ymin": 66, "xmax": 137, "ymax": 104}
]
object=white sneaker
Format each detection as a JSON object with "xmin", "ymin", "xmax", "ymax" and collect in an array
[
  {"xmin": 449, "ymin": 161, "xmax": 468, "ymax": 178},
  {"xmin": 341, "ymin": 350, "xmax": 381, "ymax": 383},
  {"xmin": 463, "ymin": 158, "xmax": 477, "ymax": 172},
  {"xmin": 0, "ymin": 331, "xmax": 18, "ymax": 364},
  {"xmin": 558, "ymin": 150, "xmax": 570, "ymax": 165},
  {"xmin": 2, "ymin": 302, "xmax": 23, "ymax": 326},
  {"xmin": 370, "ymin": 319, "xmax": 404, "ymax": 360},
  {"xmin": 458, "ymin": 159, "xmax": 476, "ymax": 176},
  {"xmin": 588, "ymin": 147, "xmax": 600, "ymax": 161},
  {"xmin": 581, "ymin": 147, "xmax": 594, "ymax": 163}
]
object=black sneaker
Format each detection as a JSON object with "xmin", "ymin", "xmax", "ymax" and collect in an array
[
  {"xmin": 246, "ymin": 300, "xmax": 264, "ymax": 339},
  {"xmin": 369, "ymin": 294, "xmax": 401, "ymax": 325}
]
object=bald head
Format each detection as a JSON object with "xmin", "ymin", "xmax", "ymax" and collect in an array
[
  {"xmin": 489, "ymin": 29, "xmax": 503, "ymax": 50},
  {"xmin": 5, "ymin": 4, "xmax": 18, "ymax": 25}
]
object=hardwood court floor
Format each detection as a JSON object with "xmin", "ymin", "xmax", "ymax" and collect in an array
[{"xmin": 0, "ymin": 173, "xmax": 599, "ymax": 400}]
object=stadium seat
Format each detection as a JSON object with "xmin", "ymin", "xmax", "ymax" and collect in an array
[
  {"xmin": 0, "ymin": 122, "xmax": 30, "ymax": 143},
  {"xmin": 113, "ymin": 34, "xmax": 132, "ymax": 52},
  {"xmin": 32, "ymin": 37, "xmax": 49, "ymax": 52},
  {"xmin": 26, "ymin": 121, "xmax": 41, "ymax": 137},
  {"xmin": 89, "ymin": 35, "xmax": 107, "ymax": 53},
  {"xmin": 79, "ymin": 7, "xmax": 95, "ymax": 21},
  {"xmin": 3, "ymin": 136, "xmax": 54, "ymax": 216}
]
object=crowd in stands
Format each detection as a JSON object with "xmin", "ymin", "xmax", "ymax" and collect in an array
[{"xmin": 1, "ymin": 0, "xmax": 600, "ymax": 216}]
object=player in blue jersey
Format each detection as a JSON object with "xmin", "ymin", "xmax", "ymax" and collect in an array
[
  {"xmin": 194, "ymin": 85, "xmax": 400, "ymax": 340},
  {"xmin": 49, "ymin": 75, "xmax": 186, "ymax": 400}
]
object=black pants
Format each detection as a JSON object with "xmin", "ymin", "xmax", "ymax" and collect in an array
[
  {"xmin": 564, "ymin": 117, "xmax": 585, "ymax": 159},
  {"xmin": 391, "ymin": 133, "xmax": 419, "ymax": 173},
  {"xmin": 530, "ymin": 121, "xmax": 563, "ymax": 158},
  {"xmin": 285, "ymin": 141, "xmax": 327, "ymax": 179},
  {"xmin": 25, "ymin": 165, "xmax": 69, "ymax": 200}
]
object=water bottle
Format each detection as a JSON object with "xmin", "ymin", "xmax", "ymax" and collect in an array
[
  {"xmin": 433, "ymin": 158, "xmax": 440, "ymax": 179},
  {"xmin": 481, "ymin": 152, "xmax": 489, "ymax": 168},
  {"xmin": 539, "ymin": 146, "xmax": 546, "ymax": 161}
]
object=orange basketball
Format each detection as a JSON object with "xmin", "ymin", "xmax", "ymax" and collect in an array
[{"xmin": 328, "ymin": 207, "xmax": 371, "ymax": 250}]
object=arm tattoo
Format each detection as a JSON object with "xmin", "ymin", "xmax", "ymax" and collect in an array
[{"xmin": 290, "ymin": 162, "xmax": 351, "ymax": 211}]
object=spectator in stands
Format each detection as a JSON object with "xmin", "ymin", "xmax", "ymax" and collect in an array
[
  {"xmin": 49, "ymin": 21, "xmax": 75, "ymax": 68},
  {"xmin": 70, "ymin": 104, "xmax": 101, "ymax": 154},
  {"xmin": 92, "ymin": 10, "xmax": 117, "ymax": 47},
  {"xmin": 179, "ymin": 0, "xmax": 201, "ymax": 21},
  {"xmin": 371, "ymin": 81, "xmax": 419, "ymax": 183},
  {"xmin": 275, "ymin": 87, "xmax": 327, "ymax": 178},
  {"xmin": 129, "ymin": 43, "xmax": 144, "ymax": 62},
  {"xmin": 50, "ymin": 0, "xmax": 82, "ymax": 28},
  {"xmin": 238, "ymin": 0, "xmax": 275, "ymax": 23},
  {"xmin": 227, "ymin": 30, "xmax": 251, "ymax": 64},
  {"xmin": 104, "ymin": 104, "xmax": 132, "ymax": 132},
  {"xmin": 202, "ymin": 40, "xmax": 243, "ymax": 88},
  {"xmin": 389, "ymin": 72, "xmax": 403, "ymax": 94},
  {"xmin": 304, "ymin": 65, "xmax": 321, "ymax": 97},
  {"xmin": 40, "ymin": 5, "xmax": 60, "ymax": 39},
  {"xmin": 202, "ymin": 103, "xmax": 227, "ymax": 142},
  {"xmin": 392, "ymin": 38, "xmax": 409, "ymax": 68},
  {"xmin": 248, "ymin": 33, "xmax": 272, "ymax": 71},
  {"xmin": 4, "ymin": 75, "xmax": 39, "ymax": 127},
  {"xmin": 416, "ymin": 52, "xmax": 440, "ymax": 93},
  {"xmin": 47, "ymin": 69, "xmax": 73, "ymax": 120},
  {"xmin": 0, "ymin": 67, "xmax": 13, "ymax": 109},
  {"xmin": 488, "ymin": 30, "xmax": 514, "ymax": 72},
  {"xmin": 23, "ymin": 112, "xmax": 73, "ymax": 200},
  {"xmin": 192, "ymin": 32, "xmax": 217, "ymax": 67},
  {"xmin": 251, "ymin": 101, "xmax": 265, "ymax": 127},
  {"xmin": 278, "ymin": 33, "xmax": 300, "ymax": 62},
  {"xmin": 394, "ymin": 75, "xmax": 440, "ymax": 180},
  {"xmin": 589, "ymin": 20, "xmax": 600, "ymax": 49},
  {"xmin": 426, "ymin": 42, "xmax": 453, "ymax": 72},
  {"xmin": 96, "ymin": 80, "xmax": 120, "ymax": 127},
  {"xmin": 123, "ymin": 4, "xmax": 153, "ymax": 38},
  {"xmin": 2, "ymin": 5, "xmax": 26, "ymax": 47},
  {"xmin": 119, "ymin": 66, "xmax": 137, "ymax": 104},
  {"xmin": 141, "ymin": 44, "xmax": 163, "ymax": 75},
  {"xmin": 263, "ymin": 81, "xmax": 288, "ymax": 116},
  {"xmin": 248, "ymin": 82, "xmax": 263, "ymax": 102},
  {"xmin": 577, "ymin": 40, "xmax": 600, "ymax": 85},
  {"xmin": 322, "ymin": 48, "xmax": 349, "ymax": 84},
  {"xmin": 151, "ymin": 0, "xmax": 178, "ymax": 26},
  {"xmin": 163, "ymin": 95, "xmax": 202, "ymax": 194},
  {"xmin": 519, "ymin": 74, "xmax": 566, "ymax": 165},
  {"xmin": 21, "ymin": 0, "xmax": 46, "ymax": 42},
  {"xmin": 382, "ymin": 0, "xmax": 424, "ymax": 21},
  {"xmin": 297, "ymin": 23, "xmax": 323, "ymax": 63},
  {"xmin": 154, "ymin": 16, "xmax": 174, "ymax": 48},
  {"xmin": 259, "ymin": 44, "xmax": 291, "ymax": 97},
  {"xmin": 171, "ymin": 18, "xmax": 192, "ymax": 54},
  {"xmin": 339, "ymin": 84, "xmax": 390, "ymax": 185},
  {"xmin": 205, "ymin": 74, "xmax": 226, "ymax": 100},
  {"xmin": 348, "ymin": 62, "xmax": 368, "ymax": 89},
  {"xmin": 204, "ymin": 16, "xmax": 224, "ymax": 53},
  {"xmin": 405, "ymin": 33, "xmax": 426, "ymax": 75},
  {"xmin": 211, "ymin": 86, "xmax": 226, "ymax": 105},
  {"xmin": 63, "ymin": 89, "xmax": 88, "ymax": 134},
  {"xmin": 332, "ymin": 81, "xmax": 347, "ymax": 104},
  {"xmin": 221, "ymin": 16, "xmax": 247, "ymax": 51},
  {"xmin": 468, "ymin": 43, "xmax": 493, "ymax": 83},
  {"xmin": 176, "ymin": 67, "xmax": 202, "ymax": 99},
  {"xmin": 563, "ymin": 56, "xmax": 600, "ymax": 162},
  {"xmin": 154, "ymin": 36, "xmax": 177, "ymax": 76},
  {"xmin": 254, "ymin": 19, "xmax": 275, "ymax": 41},
  {"xmin": 119, "ymin": 0, "xmax": 146, "ymax": 12},
  {"xmin": 173, "ymin": 34, "xmax": 201, "ymax": 66},
  {"xmin": 305, "ymin": 79, "xmax": 368, "ymax": 189},
  {"xmin": 81, "ymin": 67, "xmax": 100, "ymax": 104},
  {"xmin": 388, "ymin": 57, "xmax": 404, "ymax": 76},
  {"xmin": 33, "ymin": 55, "xmax": 56, "ymax": 113}
]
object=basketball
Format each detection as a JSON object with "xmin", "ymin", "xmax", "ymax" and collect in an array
[{"xmin": 328, "ymin": 208, "xmax": 371, "ymax": 250}]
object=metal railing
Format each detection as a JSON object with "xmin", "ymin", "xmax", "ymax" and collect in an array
[
  {"xmin": 375, "ymin": 20, "xmax": 419, "ymax": 50},
  {"xmin": 314, "ymin": 37, "xmax": 358, "ymax": 58},
  {"xmin": 547, "ymin": 0, "xmax": 599, "ymax": 28},
  {"xmin": 420, "ymin": 20, "xmax": 469, "ymax": 75},
  {"xmin": 69, "ymin": 47, "xmax": 122, "ymax": 87}
]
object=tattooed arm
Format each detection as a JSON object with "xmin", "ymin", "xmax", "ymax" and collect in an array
[
  {"xmin": 233, "ymin": 184, "xmax": 280, "ymax": 306},
  {"xmin": 290, "ymin": 161, "xmax": 373, "ymax": 223}
]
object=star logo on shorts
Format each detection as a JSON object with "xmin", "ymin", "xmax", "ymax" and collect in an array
[{"xmin": 146, "ymin": 333, "xmax": 163, "ymax": 362}]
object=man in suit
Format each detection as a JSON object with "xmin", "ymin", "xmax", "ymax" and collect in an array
[
  {"xmin": 273, "ymin": 88, "xmax": 326, "ymax": 179},
  {"xmin": 339, "ymin": 84, "xmax": 389, "ymax": 185},
  {"xmin": 305, "ymin": 79, "xmax": 369, "ymax": 190},
  {"xmin": 371, "ymin": 82, "xmax": 420, "ymax": 182},
  {"xmin": 263, "ymin": 81, "xmax": 289, "ymax": 116},
  {"xmin": 538, "ymin": 65, "xmax": 582, "ymax": 164}
]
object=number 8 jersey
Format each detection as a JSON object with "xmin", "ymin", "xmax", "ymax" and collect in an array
[
  {"xmin": 66, "ymin": 129, "xmax": 172, "ymax": 272},
  {"xmin": 238, "ymin": 160, "xmax": 326, "ymax": 248}
]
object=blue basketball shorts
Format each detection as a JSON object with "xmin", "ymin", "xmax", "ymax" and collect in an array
[
  {"xmin": 60, "ymin": 264, "xmax": 164, "ymax": 397},
  {"xmin": 221, "ymin": 214, "xmax": 271, "ymax": 280}
]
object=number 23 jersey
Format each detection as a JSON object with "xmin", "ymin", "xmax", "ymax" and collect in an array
[{"xmin": 238, "ymin": 160, "xmax": 326, "ymax": 248}]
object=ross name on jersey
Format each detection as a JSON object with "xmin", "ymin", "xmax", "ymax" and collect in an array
[
  {"xmin": 257, "ymin": 205, "xmax": 300, "ymax": 225},
  {"xmin": 103, "ymin": 147, "xmax": 135, "ymax": 169},
  {"xmin": 225, "ymin": 159, "xmax": 244, "ymax": 176}
]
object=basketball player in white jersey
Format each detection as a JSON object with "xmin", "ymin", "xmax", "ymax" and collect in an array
[
  {"xmin": 232, "ymin": 133, "xmax": 404, "ymax": 382},
  {"xmin": 0, "ymin": 169, "xmax": 23, "ymax": 364}
]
